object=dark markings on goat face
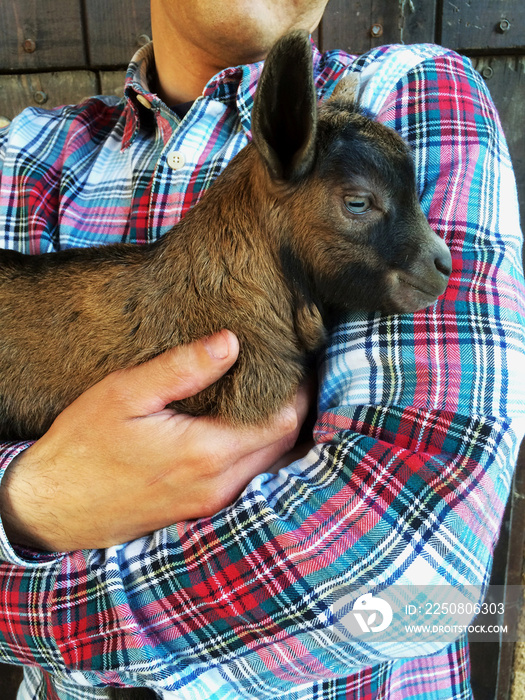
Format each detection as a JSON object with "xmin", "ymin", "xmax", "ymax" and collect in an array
[
  {"xmin": 274, "ymin": 98, "xmax": 452, "ymax": 317},
  {"xmin": 0, "ymin": 30, "xmax": 452, "ymax": 441}
]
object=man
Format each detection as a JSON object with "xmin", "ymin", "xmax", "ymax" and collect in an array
[{"xmin": 1, "ymin": 1, "xmax": 524, "ymax": 698}]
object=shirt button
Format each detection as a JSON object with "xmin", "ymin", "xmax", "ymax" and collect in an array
[
  {"xmin": 136, "ymin": 94, "xmax": 152, "ymax": 110},
  {"xmin": 167, "ymin": 151, "xmax": 186, "ymax": 170}
]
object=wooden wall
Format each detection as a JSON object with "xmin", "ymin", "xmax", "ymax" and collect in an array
[
  {"xmin": 0, "ymin": 2, "xmax": 524, "ymax": 698},
  {"xmin": 0, "ymin": 0, "xmax": 151, "ymax": 119}
]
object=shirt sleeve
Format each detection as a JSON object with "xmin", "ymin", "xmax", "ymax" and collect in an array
[
  {"xmin": 1, "ymin": 121, "xmax": 64, "ymax": 567},
  {"xmin": 1, "ymin": 118, "xmax": 66, "ymax": 564},
  {"xmin": 0, "ymin": 47, "xmax": 524, "ymax": 693}
]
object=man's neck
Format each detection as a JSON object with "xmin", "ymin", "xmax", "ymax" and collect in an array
[
  {"xmin": 150, "ymin": 31, "xmax": 220, "ymax": 105},
  {"xmin": 150, "ymin": 10, "xmax": 260, "ymax": 105},
  {"xmin": 150, "ymin": 2, "xmax": 272, "ymax": 106}
]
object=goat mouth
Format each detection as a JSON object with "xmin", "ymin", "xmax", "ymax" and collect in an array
[
  {"xmin": 399, "ymin": 276, "xmax": 437, "ymax": 298},
  {"xmin": 393, "ymin": 273, "xmax": 446, "ymax": 313}
]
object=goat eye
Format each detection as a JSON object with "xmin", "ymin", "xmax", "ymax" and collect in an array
[{"xmin": 344, "ymin": 195, "xmax": 371, "ymax": 214}]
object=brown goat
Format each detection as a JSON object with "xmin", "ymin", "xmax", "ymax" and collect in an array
[{"xmin": 0, "ymin": 31, "xmax": 451, "ymax": 442}]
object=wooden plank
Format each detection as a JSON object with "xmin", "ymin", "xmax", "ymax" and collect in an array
[
  {"xmin": 441, "ymin": 0, "xmax": 525, "ymax": 52},
  {"xmin": 0, "ymin": 0, "xmax": 85, "ymax": 71},
  {"xmin": 319, "ymin": 0, "xmax": 436, "ymax": 54},
  {"xmin": 0, "ymin": 663, "xmax": 23, "ymax": 699},
  {"xmin": 469, "ymin": 495, "xmax": 510, "ymax": 699},
  {"xmin": 507, "ymin": 442, "xmax": 525, "ymax": 700},
  {"xmin": 84, "ymin": 0, "xmax": 152, "ymax": 67},
  {"xmin": 99, "ymin": 71, "xmax": 127, "ymax": 99},
  {"xmin": 0, "ymin": 71, "xmax": 98, "ymax": 121},
  {"xmin": 469, "ymin": 447, "xmax": 525, "ymax": 699},
  {"xmin": 471, "ymin": 56, "xmax": 525, "ymax": 233}
]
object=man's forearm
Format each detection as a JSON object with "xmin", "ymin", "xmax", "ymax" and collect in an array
[
  {"xmin": 0, "ymin": 333, "xmax": 307, "ymax": 553},
  {"xmin": 0, "ymin": 450, "xmax": 54, "ymax": 550}
]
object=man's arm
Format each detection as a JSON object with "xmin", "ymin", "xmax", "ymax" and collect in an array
[{"xmin": 0, "ymin": 330, "xmax": 308, "ymax": 551}]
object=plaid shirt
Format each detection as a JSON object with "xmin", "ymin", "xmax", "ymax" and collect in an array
[{"xmin": 1, "ymin": 40, "xmax": 524, "ymax": 700}]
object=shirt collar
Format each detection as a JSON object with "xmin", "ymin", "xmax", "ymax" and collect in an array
[
  {"xmin": 122, "ymin": 42, "xmax": 157, "ymax": 149},
  {"xmin": 121, "ymin": 41, "xmax": 261, "ymax": 144},
  {"xmin": 121, "ymin": 38, "xmax": 352, "ymax": 149}
]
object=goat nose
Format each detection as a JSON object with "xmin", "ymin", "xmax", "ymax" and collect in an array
[{"xmin": 434, "ymin": 249, "xmax": 452, "ymax": 278}]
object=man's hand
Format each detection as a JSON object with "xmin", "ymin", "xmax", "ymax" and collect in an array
[{"xmin": 0, "ymin": 331, "xmax": 310, "ymax": 552}]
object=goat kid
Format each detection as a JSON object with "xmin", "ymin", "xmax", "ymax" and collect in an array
[{"xmin": 0, "ymin": 31, "xmax": 451, "ymax": 441}]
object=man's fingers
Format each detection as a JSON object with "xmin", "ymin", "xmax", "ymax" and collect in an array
[
  {"xmin": 168, "ymin": 382, "xmax": 312, "ymax": 472},
  {"xmin": 232, "ymin": 383, "xmax": 313, "ymax": 475},
  {"xmin": 111, "ymin": 330, "xmax": 239, "ymax": 415}
]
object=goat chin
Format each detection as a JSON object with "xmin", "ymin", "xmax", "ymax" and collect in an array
[{"xmin": 384, "ymin": 270, "xmax": 448, "ymax": 314}]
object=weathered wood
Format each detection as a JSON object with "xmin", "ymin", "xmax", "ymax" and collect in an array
[
  {"xmin": 441, "ymin": 0, "xmax": 525, "ymax": 51},
  {"xmin": 468, "ymin": 448, "xmax": 525, "ymax": 699},
  {"xmin": 498, "ymin": 441, "xmax": 525, "ymax": 699},
  {"xmin": 0, "ymin": 663, "xmax": 23, "ymax": 699},
  {"xmin": 319, "ymin": 0, "xmax": 436, "ymax": 54},
  {"xmin": 0, "ymin": 0, "xmax": 85, "ymax": 71},
  {"xmin": 84, "ymin": 0, "xmax": 152, "ymax": 67},
  {"xmin": 0, "ymin": 71, "xmax": 98, "ymax": 120},
  {"xmin": 471, "ymin": 56, "xmax": 525, "ymax": 233},
  {"xmin": 99, "ymin": 71, "xmax": 127, "ymax": 99}
]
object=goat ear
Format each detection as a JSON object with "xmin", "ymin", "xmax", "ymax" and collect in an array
[{"xmin": 251, "ymin": 30, "xmax": 317, "ymax": 182}]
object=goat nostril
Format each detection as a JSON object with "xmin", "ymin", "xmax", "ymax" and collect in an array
[{"xmin": 435, "ymin": 254, "xmax": 452, "ymax": 278}]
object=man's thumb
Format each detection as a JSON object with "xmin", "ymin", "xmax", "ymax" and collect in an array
[{"xmin": 115, "ymin": 330, "xmax": 239, "ymax": 415}]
